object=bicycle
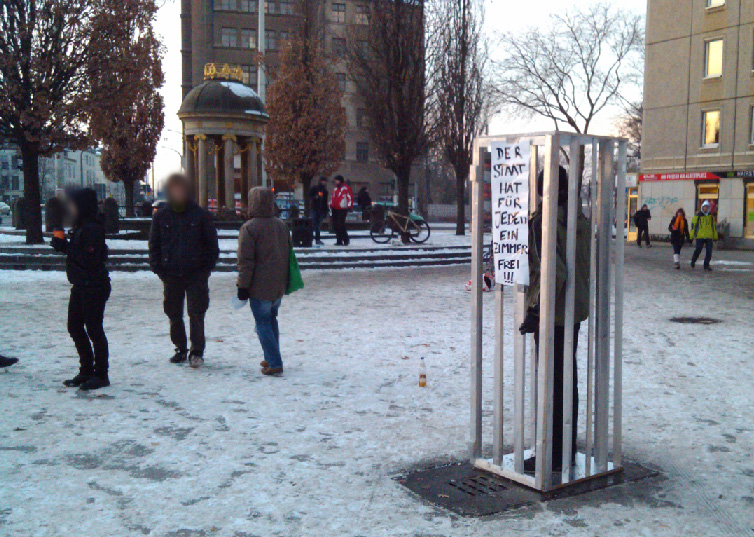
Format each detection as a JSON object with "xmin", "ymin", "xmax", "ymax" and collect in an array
[{"xmin": 370, "ymin": 206, "xmax": 431, "ymax": 244}]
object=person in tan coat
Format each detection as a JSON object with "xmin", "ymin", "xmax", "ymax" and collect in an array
[{"xmin": 237, "ymin": 187, "xmax": 291, "ymax": 375}]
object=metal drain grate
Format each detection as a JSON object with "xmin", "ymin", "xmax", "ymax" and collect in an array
[
  {"xmin": 670, "ymin": 316, "xmax": 721, "ymax": 325},
  {"xmin": 448, "ymin": 474, "xmax": 508, "ymax": 497}
]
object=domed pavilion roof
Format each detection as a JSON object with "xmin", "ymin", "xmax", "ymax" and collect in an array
[{"xmin": 178, "ymin": 79, "xmax": 267, "ymax": 119}]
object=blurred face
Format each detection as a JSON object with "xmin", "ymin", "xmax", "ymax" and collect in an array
[
  {"xmin": 319, "ymin": 179, "xmax": 327, "ymax": 187},
  {"xmin": 67, "ymin": 199, "xmax": 78, "ymax": 221},
  {"xmin": 334, "ymin": 179, "xmax": 343, "ymax": 187},
  {"xmin": 642, "ymin": 205, "xmax": 648, "ymax": 211},
  {"xmin": 167, "ymin": 182, "xmax": 189, "ymax": 205}
]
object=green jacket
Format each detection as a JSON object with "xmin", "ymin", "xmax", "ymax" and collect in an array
[
  {"xmin": 526, "ymin": 205, "xmax": 591, "ymax": 326},
  {"xmin": 690, "ymin": 212, "xmax": 718, "ymax": 240}
]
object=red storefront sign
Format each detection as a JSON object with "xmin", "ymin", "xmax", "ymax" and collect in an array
[{"xmin": 639, "ymin": 172, "xmax": 719, "ymax": 182}]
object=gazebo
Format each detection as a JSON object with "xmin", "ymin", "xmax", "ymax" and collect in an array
[{"xmin": 178, "ymin": 63, "xmax": 268, "ymax": 214}]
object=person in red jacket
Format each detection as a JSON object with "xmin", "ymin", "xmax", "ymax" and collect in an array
[{"xmin": 330, "ymin": 176, "xmax": 353, "ymax": 246}]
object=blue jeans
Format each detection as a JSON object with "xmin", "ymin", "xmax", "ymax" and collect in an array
[
  {"xmin": 312, "ymin": 211, "xmax": 325, "ymax": 242},
  {"xmin": 691, "ymin": 239, "xmax": 713, "ymax": 267},
  {"xmin": 250, "ymin": 298, "xmax": 282, "ymax": 369}
]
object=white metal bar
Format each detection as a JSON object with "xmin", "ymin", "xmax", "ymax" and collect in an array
[
  {"xmin": 528, "ymin": 145, "xmax": 539, "ymax": 454},
  {"xmin": 493, "ymin": 284, "xmax": 505, "ymax": 466},
  {"xmin": 613, "ymin": 141, "xmax": 627, "ymax": 468},
  {"xmin": 561, "ymin": 136, "xmax": 581, "ymax": 483},
  {"xmin": 534, "ymin": 133, "xmax": 560, "ymax": 491},
  {"xmin": 473, "ymin": 459, "xmax": 537, "ymax": 489},
  {"xmin": 594, "ymin": 141, "xmax": 614, "ymax": 473},
  {"xmin": 469, "ymin": 145, "xmax": 486, "ymax": 461},
  {"xmin": 585, "ymin": 140, "xmax": 598, "ymax": 476},
  {"xmin": 513, "ymin": 284, "xmax": 526, "ymax": 473}
]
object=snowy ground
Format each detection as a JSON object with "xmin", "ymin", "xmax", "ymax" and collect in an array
[{"xmin": 1, "ymin": 244, "xmax": 753, "ymax": 537}]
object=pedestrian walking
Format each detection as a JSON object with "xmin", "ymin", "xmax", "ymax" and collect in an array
[
  {"xmin": 51, "ymin": 188, "xmax": 111, "ymax": 391},
  {"xmin": 668, "ymin": 208, "xmax": 691, "ymax": 269},
  {"xmin": 237, "ymin": 187, "xmax": 292, "ymax": 376},
  {"xmin": 308, "ymin": 177, "xmax": 329, "ymax": 245},
  {"xmin": 330, "ymin": 175, "xmax": 353, "ymax": 246},
  {"xmin": 149, "ymin": 173, "xmax": 219, "ymax": 368},
  {"xmin": 357, "ymin": 185, "xmax": 372, "ymax": 221},
  {"xmin": 633, "ymin": 204, "xmax": 652, "ymax": 247},
  {"xmin": 519, "ymin": 166, "xmax": 590, "ymax": 473},
  {"xmin": 690, "ymin": 200, "xmax": 718, "ymax": 271}
]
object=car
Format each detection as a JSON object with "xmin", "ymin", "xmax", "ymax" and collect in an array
[{"xmin": 0, "ymin": 202, "xmax": 10, "ymax": 215}]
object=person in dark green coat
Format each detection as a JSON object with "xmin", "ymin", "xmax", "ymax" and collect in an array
[
  {"xmin": 520, "ymin": 166, "xmax": 591, "ymax": 473},
  {"xmin": 690, "ymin": 200, "xmax": 718, "ymax": 271}
]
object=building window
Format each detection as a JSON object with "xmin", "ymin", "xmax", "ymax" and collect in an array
[
  {"xmin": 706, "ymin": 0, "xmax": 725, "ymax": 7},
  {"xmin": 355, "ymin": 4, "xmax": 368, "ymax": 24},
  {"xmin": 242, "ymin": 65, "xmax": 258, "ymax": 90},
  {"xmin": 332, "ymin": 37, "xmax": 346, "ymax": 58},
  {"xmin": 265, "ymin": 30, "xmax": 277, "ymax": 50},
  {"xmin": 265, "ymin": 1, "xmax": 276, "ymax": 13},
  {"xmin": 279, "ymin": 31, "xmax": 290, "ymax": 45},
  {"xmin": 221, "ymin": 27, "xmax": 237, "ymax": 48},
  {"xmin": 356, "ymin": 108, "xmax": 367, "ymax": 128},
  {"xmin": 356, "ymin": 142, "xmax": 369, "ymax": 162},
  {"xmin": 702, "ymin": 110, "xmax": 720, "ymax": 148},
  {"xmin": 239, "ymin": 0, "xmax": 257, "ymax": 12},
  {"xmin": 336, "ymin": 73, "xmax": 346, "ymax": 92},
  {"xmin": 218, "ymin": 0, "xmax": 236, "ymax": 10},
  {"xmin": 241, "ymin": 29, "xmax": 257, "ymax": 49},
  {"xmin": 332, "ymin": 3, "xmax": 346, "ymax": 23},
  {"xmin": 704, "ymin": 39, "xmax": 723, "ymax": 78},
  {"xmin": 279, "ymin": 0, "xmax": 294, "ymax": 14}
]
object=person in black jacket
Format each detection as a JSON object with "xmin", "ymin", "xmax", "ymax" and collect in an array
[
  {"xmin": 668, "ymin": 208, "xmax": 692, "ymax": 269},
  {"xmin": 633, "ymin": 204, "xmax": 652, "ymax": 247},
  {"xmin": 308, "ymin": 177, "xmax": 328, "ymax": 245},
  {"xmin": 357, "ymin": 186, "xmax": 372, "ymax": 221},
  {"xmin": 149, "ymin": 173, "xmax": 219, "ymax": 368},
  {"xmin": 51, "ymin": 188, "xmax": 111, "ymax": 391}
]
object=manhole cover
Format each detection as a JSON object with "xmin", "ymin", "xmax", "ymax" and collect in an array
[
  {"xmin": 449, "ymin": 474, "xmax": 508, "ymax": 497},
  {"xmin": 670, "ymin": 316, "xmax": 721, "ymax": 325}
]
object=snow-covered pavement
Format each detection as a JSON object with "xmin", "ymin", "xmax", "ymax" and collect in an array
[{"xmin": 1, "ymin": 248, "xmax": 753, "ymax": 536}]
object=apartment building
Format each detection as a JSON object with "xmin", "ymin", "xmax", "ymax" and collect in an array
[
  {"xmin": 181, "ymin": 0, "xmax": 398, "ymax": 198},
  {"xmin": 642, "ymin": 0, "xmax": 754, "ymax": 244}
]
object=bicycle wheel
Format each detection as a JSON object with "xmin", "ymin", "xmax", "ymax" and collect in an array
[
  {"xmin": 370, "ymin": 219, "xmax": 395, "ymax": 244},
  {"xmin": 408, "ymin": 219, "xmax": 430, "ymax": 243}
]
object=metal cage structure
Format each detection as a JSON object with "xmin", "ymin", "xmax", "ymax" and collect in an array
[{"xmin": 469, "ymin": 132, "xmax": 628, "ymax": 493}]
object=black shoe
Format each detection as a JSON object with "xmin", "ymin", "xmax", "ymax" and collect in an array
[
  {"xmin": 79, "ymin": 376, "xmax": 110, "ymax": 391},
  {"xmin": 637, "ymin": 244, "xmax": 642, "ymax": 248},
  {"xmin": 170, "ymin": 350, "xmax": 188, "ymax": 364},
  {"xmin": 0, "ymin": 355, "xmax": 19, "ymax": 368},
  {"xmin": 647, "ymin": 244, "xmax": 652, "ymax": 248},
  {"xmin": 63, "ymin": 373, "xmax": 91, "ymax": 388},
  {"xmin": 690, "ymin": 261, "xmax": 696, "ymax": 268},
  {"xmin": 189, "ymin": 352, "xmax": 204, "ymax": 369},
  {"xmin": 704, "ymin": 265, "xmax": 712, "ymax": 272}
]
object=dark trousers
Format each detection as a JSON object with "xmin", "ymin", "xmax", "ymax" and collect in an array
[
  {"xmin": 691, "ymin": 238, "xmax": 713, "ymax": 267},
  {"xmin": 636, "ymin": 225, "xmax": 650, "ymax": 246},
  {"xmin": 671, "ymin": 240, "xmax": 684, "ymax": 255},
  {"xmin": 163, "ymin": 274, "xmax": 210, "ymax": 354},
  {"xmin": 312, "ymin": 210, "xmax": 325, "ymax": 242},
  {"xmin": 535, "ymin": 324, "xmax": 580, "ymax": 465},
  {"xmin": 68, "ymin": 284, "xmax": 111, "ymax": 377},
  {"xmin": 331, "ymin": 209, "xmax": 350, "ymax": 245}
]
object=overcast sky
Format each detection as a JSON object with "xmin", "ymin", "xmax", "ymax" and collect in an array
[{"xmin": 151, "ymin": 0, "xmax": 647, "ymax": 186}]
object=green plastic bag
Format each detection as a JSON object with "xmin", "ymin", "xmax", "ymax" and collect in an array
[{"xmin": 286, "ymin": 248, "xmax": 304, "ymax": 295}]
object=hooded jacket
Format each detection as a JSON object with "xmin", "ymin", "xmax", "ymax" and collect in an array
[
  {"xmin": 330, "ymin": 183, "xmax": 353, "ymax": 210},
  {"xmin": 691, "ymin": 209, "xmax": 718, "ymax": 240},
  {"xmin": 149, "ymin": 200, "xmax": 219, "ymax": 278},
  {"xmin": 237, "ymin": 188, "xmax": 291, "ymax": 301},
  {"xmin": 55, "ymin": 188, "xmax": 109, "ymax": 287}
]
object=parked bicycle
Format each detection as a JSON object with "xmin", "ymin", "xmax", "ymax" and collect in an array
[{"xmin": 370, "ymin": 203, "xmax": 431, "ymax": 244}]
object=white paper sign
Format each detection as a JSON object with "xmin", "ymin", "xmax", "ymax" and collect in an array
[{"xmin": 491, "ymin": 142, "xmax": 530, "ymax": 286}]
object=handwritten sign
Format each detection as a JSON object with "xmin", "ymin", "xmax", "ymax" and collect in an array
[{"xmin": 491, "ymin": 142, "xmax": 530, "ymax": 286}]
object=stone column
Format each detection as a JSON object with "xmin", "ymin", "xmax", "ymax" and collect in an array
[
  {"xmin": 256, "ymin": 140, "xmax": 264, "ymax": 188},
  {"xmin": 240, "ymin": 138, "xmax": 250, "ymax": 209},
  {"xmin": 223, "ymin": 135, "xmax": 236, "ymax": 213},
  {"xmin": 185, "ymin": 136, "xmax": 196, "ymax": 199},
  {"xmin": 216, "ymin": 137, "xmax": 226, "ymax": 209},
  {"xmin": 196, "ymin": 135, "xmax": 208, "ymax": 208}
]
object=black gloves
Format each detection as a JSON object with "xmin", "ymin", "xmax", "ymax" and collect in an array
[
  {"xmin": 237, "ymin": 288, "xmax": 250, "ymax": 301},
  {"xmin": 519, "ymin": 309, "xmax": 539, "ymax": 335}
]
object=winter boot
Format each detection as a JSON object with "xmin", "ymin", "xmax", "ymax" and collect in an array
[
  {"xmin": 261, "ymin": 366, "xmax": 284, "ymax": 376},
  {"xmin": 0, "ymin": 355, "xmax": 19, "ymax": 368},
  {"xmin": 170, "ymin": 349, "xmax": 188, "ymax": 364},
  {"xmin": 704, "ymin": 265, "xmax": 712, "ymax": 272},
  {"xmin": 189, "ymin": 352, "xmax": 204, "ymax": 369},
  {"xmin": 674, "ymin": 262, "xmax": 680, "ymax": 270},
  {"xmin": 63, "ymin": 373, "xmax": 91, "ymax": 388},
  {"xmin": 673, "ymin": 254, "xmax": 680, "ymax": 269},
  {"xmin": 79, "ymin": 376, "xmax": 110, "ymax": 391}
]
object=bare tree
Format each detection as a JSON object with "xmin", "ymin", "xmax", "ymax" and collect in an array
[
  {"xmin": 492, "ymin": 3, "xmax": 643, "ymax": 136},
  {"xmin": 347, "ymin": 0, "xmax": 427, "ymax": 241},
  {"xmin": 615, "ymin": 101, "xmax": 642, "ymax": 171},
  {"xmin": 428, "ymin": 0, "xmax": 489, "ymax": 235}
]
